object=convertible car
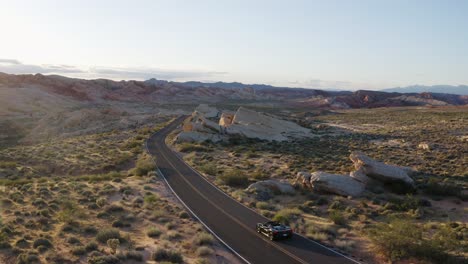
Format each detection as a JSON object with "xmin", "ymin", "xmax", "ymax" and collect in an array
[{"xmin": 256, "ymin": 221, "xmax": 293, "ymax": 241}]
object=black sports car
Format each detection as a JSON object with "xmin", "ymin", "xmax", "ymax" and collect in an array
[{"xmin": 256, "ymin": 221, "xmax": 293, "ymax": 240}]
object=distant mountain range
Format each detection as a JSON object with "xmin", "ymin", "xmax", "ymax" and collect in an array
[
  {"xmin": 382, "ymin": 85, "xmax": 468, "ymax": 95},
  {"xmin": 146, "ymin": 79, "xmax": 468, "ymax": 96}
]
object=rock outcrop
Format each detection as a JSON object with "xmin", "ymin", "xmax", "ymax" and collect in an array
[
  {"xmin": 349, "ymin": 152, "xmax": 415, "ymax": 186},
  {"xmin": 176, "ymin": 131, "xmax": 223, "ymax": 143},
  {"xmin": 246, "ymin": 179, "xmax": 295, "ymax": 195},
  {"xmin": 194, "ymin": 104, "xmax": 220, "ymax": 118},
  {"xmin": 178, "ymin": 105, "xmax": 311, "ymax": 142},
  {"xmin": 293, "ymin": 171, "xmax": 313, "ymax": 188},
  {"xmin": 224, "ymin": 107, "xmax": 310, "ymax": 141},
  {"xmin": 309, "ymin": 171, "xmax": 365, "ymax": 197}
]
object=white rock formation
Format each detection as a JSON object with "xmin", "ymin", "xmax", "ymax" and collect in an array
[
  {"xmin": 176, "ymin": 131, "xmax": 223, "ymax": 143},
  {"xmin": 178, "ymin": 105, "xmax": 310, "ymax": 143},
  {"xmin": 293, "ymin": 171, "xmax": 313, "ymax": 188},
  {"xmin": 246, "ymin": 180, "xmax": 295, "ymax": 195},
  {"xmin": 349, "ymin": 152, "xmax": 414, "ymax": 186},
  {"xmin": 194, "ymin": 104, "xmax": 220, "ymax": 118},
  {"xmin": 225, "ymin": 107, "xmax": 310, "ymax": 141},
  {"xmin": 219, "ymin": 112, "xmax": 235, "ymax": 127},
  {"xmin": 310, "ymin": 171, "xmax": 365, "ymax": 197}
]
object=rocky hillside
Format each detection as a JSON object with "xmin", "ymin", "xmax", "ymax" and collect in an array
[
  {"xmin": 1, "ymin": 72, "xmax": 467, "ymax": 146},
  {"xmin": 1, "ymin": 73, "xmax": 467, "ymax": 107}
]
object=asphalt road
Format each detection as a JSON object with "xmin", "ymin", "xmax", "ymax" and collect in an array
[{"xmin": 146, "ymin": 117, "xmax": 359, "ymax": 264}]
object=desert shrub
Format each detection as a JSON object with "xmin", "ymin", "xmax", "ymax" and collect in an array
[
  {"xmin": 178, "ymin": 211, "xmax": 190, "ymax": 219},
  {"xmin": 179, "ymin": 143, "xmax": 210, "ymax": 152},
  {"xmin": 67, "ymin": 236, "xmax": 81, "ymax": 244},
  {"xmin": 96, "ymin": 229, "xmax": 121, "ymax": 243},
  {"xmin": 256, "ymin": 201, "xmax": 272, "ymax": 210},
  {"xmin": 33, "ymin": 238, "xmax": 52, "ymax": 249},
  {"xmin": 135, "ymin": 154, "xmax": 155, "ymax": 176},
  {"xmin": 0, "ymin": 161, "xmax": 16, "ymax": 168},
  {"xmin": 218, "ymin": 169, "xmax": 249, "ymax": 187},
  {"xmin": 199, "ymin": 163, "xmax": 217, "ymax": 175},
  {"xmin": 384, "ymin": 195, "xmax": 419, "ymax": 212},
  {"xmin": 193, "ymin": 233, "xmax": 215, "ymax": 246},
  {"xmin": 423, "ymin": 180, "xmax": 462, "ymax": 197},
  {"xmin": 125, "ymin": 251, "xmax": 143, "ymax": 261},
  {"xmin": 328, "ymin": 200, "xmax": 344, "ymax": 210},
  {"xmin": 164, "ymin": 230, "xmax": 181, "ymax": 240},
  {"xmin": 16, "ymin": 253, "xmax": 40, "ymax": 264},
  {"xmin": 105, "ymin": 204, "xmax": 125, "ymax": 214},
  {"xmin": 251, "ymin": 169, "xmax": 269, "ymax": 180},
  {"xmin": 85, "ymin": 241, "xmax": 99, "ymax": 252},
  {"xmin": 96, "ymin": 198, "xmax": 107, "ymax": 207},
  {"xmin": 57, "ymin": 199, "xmax": 84, "ymax": 223},
  {"xmin": 87, "ymin": 254, "xmax": 120, "ymax": 264},
  {"xmin": 107, "ymin": 238, "xmax": 120, "ymax": 254},
  {"xmin": 83, "ymin": 226, "xmax": 98, "ymax": 235},
  {"xmin": 72, "ymin": 246, "xmax": 87, "ymax": 255},
  {"xmin": 329, "ymin": 210, "xmax": 347, "ymax": 225},
  {"xmin": 147, "ymin": 227, "xmax": 161, "ymax": 238},
  {"xmin": 15, "ymin": 238, "xmax": 30, "ymax": 248},
  {"xmin": 273, "ymin": 208, "xmax": 301, "ymax": 225},
  {"xmin": 0, "ymin": 231, "xmax": 10, "ymax": 249},
  {"xmin": 151, "ymin": 248, "xmax": 183, "ymax": 263},
  {"xmin": 144, "ymin": 193, "xmax": 160, "ymax": 208},
  {"xmin": 196, "ymin": 246, "xmax": 214, "ymax": 257},
  {"xmin": 367, "ymin": 218, "xmax": 462, "ymax": 263}
]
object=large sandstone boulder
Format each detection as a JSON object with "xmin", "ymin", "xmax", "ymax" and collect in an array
[
  {"xmin": 246, "ymin": 180, "xmax": 295, "ymax": 195},
  {"xmin": 293, "ymin": 171, "xmax": 312, "ymax": 188},
  {"xmin": 225, "ymin": 107, "xmax": 310, "ymax": 141},
  {"xmin": 219, "ymin": 112, "xmax": 235, "ymax": 127},
  {"xmin": 349, "ymin": 152, "xmax": 414, "ymax": 186},
  {"xmin": 194, "ymin": 104, "xmax": 219, "ymax": 118},
  {"xmin": 175, "ymin": 131, "xmax": 223, "ymax": 143},
  {"xmin": 310, "ymin": 171, "xmax": 365, "ymax": 197}
]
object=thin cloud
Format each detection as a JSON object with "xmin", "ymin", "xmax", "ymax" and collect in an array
[
  {"xmin": 282, "ymin": 79, "xmax": 376, "ymax": 91},
  {"xmin": 0, "ymin": 59, "xmax": 84, "ymax": 74},
  {"xmin": 0, "ymin": 59, "xmax": 227, "ymax": 81}
]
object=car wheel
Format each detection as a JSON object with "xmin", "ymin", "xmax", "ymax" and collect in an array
[{"xmin": 269, "ymin": 235, "xmax": 274, "ymax": 241}]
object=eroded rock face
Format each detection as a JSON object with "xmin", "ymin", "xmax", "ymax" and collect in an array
[
  {"xmin": 310, "ymin": 171, "xmax": 365, "ymax": 197},
  {"xmin": 219, "ymin": 112, "xmax": 235, "ymax": 127},
  {"xmin": 194, "ymin": 104, "xmax": 220, "ymax": 118},
  {"xmin": 294, "ymin": 171, "xmax": 312, "ymax": 188},
  {"xmin": 246, "ymin": 180, "xmax": 295, "ymax": 195},
  {"xmin": 175, "ymin": 131, "xmax": 223, "ymax": 143},
  {"xmin": 178, "ymin": 105, "xmax": 310, "ymax": 142},
  {"xmin": 225, "ymin": 107, "xmax": 310, "ymax": 141},
  {"xmin": 349, "ymin": 152, "xmax": 414, "ymax": 186}
]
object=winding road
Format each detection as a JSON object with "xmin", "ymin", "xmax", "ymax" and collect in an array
[{"xmin": 146, "ymin": 117, "xmax": 359, "ymax": 264}]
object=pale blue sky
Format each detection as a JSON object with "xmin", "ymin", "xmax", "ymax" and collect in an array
[{"xmin": 1, "ymin": 0, "xmax": 467, "ymax": 89}]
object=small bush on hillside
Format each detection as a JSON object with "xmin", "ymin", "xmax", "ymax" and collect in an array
[
  {"xmin": 367, "ymin": 218, "xmax": 462, "ymax": 263},
  {"xmin": 196, "ymin": 246, "xmax": 214, "ymax": 257},
  {"xmin": 135, "ymin": 155, "xmax": 154, "ymax": 176},
  {"xmin": 152, "ymin": 248, "xmax": 183, "ymax": 263},
  {"xmin": 33, "ymin": 238, "xmax": 52, "ymax": 249},
  {"xmin": 273, "ymin": 208, "xmax": 301, "ymax": 225},
  {"xmin": 218, "ymin": 169, "xmax": 248, "ymax": 187},
  {"xmin": 179, "ymin": 143, "xmax": 210, "ymax": 152},
  {"xmin": 199, "ymin": 163, "xmax": 217, "ymax": 175},
  {"xmin": 193, "ymin": 233, "xmax": 215, "ymax": 246},
  {"xmin": 147, "ymin": 227, "xmax": 162, "ymax": 238},
  {"xmin": 96, "ymin": 229, "xmax": 121, "ymax": 243},
  {"xmin": 329, "ymin": 210, "xmax": 347, "ymax": 225}
]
